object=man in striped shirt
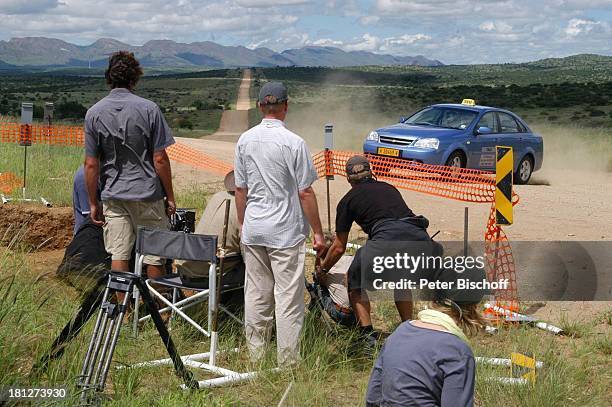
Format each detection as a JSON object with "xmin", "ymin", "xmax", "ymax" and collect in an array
[{"xmin": 234, "ymin": 82, "xmax": 325, "ymax": 366}]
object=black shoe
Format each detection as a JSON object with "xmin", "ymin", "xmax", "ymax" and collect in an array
[{"xmin": 354, "ymin": 326, "xmax": 382, "ymax": 353}]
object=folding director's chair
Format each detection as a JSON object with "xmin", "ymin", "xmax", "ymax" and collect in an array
[
  {"xmin": 126, "ymin": 224, "xmax": 269, "ymax": 387},
  {"xmin": 131, "ymin": 215, "xmax": 244, "ymax": 338}
]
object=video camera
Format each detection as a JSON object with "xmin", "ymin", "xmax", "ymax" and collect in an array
[{"xmin": 170, "ymin": 209, "xmax": 196, "ymax": 233}]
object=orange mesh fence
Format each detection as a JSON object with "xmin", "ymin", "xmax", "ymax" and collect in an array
[
  {"xmin": 0, "ymin": 172, "xmax": 22, "ymax": 194},
  {"xmin": 314, "ymin": 150, "xmax": 519, "ymax": 309},
  {"xmin": 0, "ymin": 122, "xmax": 232, "ymax": 176},
  {"xmin": 166, "ymin": 143, "xmax": 233, "ymax": 177},
  {"xmin": 0, "ymin": 122, "xmax": 84, "ymax": 146},
  {"xmin": 314, "ymin": 150, "xmax": 498, "ymax": 203},
  {"xmin": 0, "ymin": 123, "xmax": 518, "ymax": 308}
]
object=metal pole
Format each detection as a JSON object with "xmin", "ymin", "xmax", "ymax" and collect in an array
[
  {"xmin": 138, "ymin": 278, "xmax": 198, "ymax": 389},
  {"xmin": 463, "ymin": 207, "xmax": 469, "ymax": 257},
  {"xmin": 324, "ymin": 123, "xmax": 334, "ymax": 236},
  {"xmin": 22, "ymin": 144, "xmax": 27, "ymax": 199},
  {"xmin": 325, "ymin": 153, "xmax": 331, "ymax": 235},
  {"xmin": 210, "ymin": 199, "xmax": 231, "ymax": 366}
]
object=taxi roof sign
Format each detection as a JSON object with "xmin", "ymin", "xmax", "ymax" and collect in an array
[{"xmin": 461, "ymin": 98, "xmax": 476, "ymax": 106}]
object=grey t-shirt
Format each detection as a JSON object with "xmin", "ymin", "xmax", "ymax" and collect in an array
[
  {"xmin": 366, "ymin": 321, "xmax": 475, "ymax": 407},
  {"xmin": 84, "ymin": 88, "xmax": 175, "ymax": 201},
  {"xmin": 234, "ymin": 119, "xmax": 318, "ymax": 248}
]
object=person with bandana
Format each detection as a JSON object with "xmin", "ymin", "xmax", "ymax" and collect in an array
[{"xmin": 365, "ymin": 265, "xmax": 487, "ymax": 407}]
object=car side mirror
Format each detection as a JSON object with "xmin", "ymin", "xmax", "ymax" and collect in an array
[
  {"xmin": 476, "ymin": 126, "xmax": 492, "ymax": 135},
  {"xmin": 399, "ymin": 116, "xmax": 407, "ymax": 123}
]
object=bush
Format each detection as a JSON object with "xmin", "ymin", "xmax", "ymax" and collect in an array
[
  {"xmin": 56, "ymin": 100, "xmax": 87, "ymax": 120},
  {"xmin": 588, "ymin": 109, "xmax": 606, "ymax": 117},
  {"xmin": 191, "ymin": 100, "xmax": 222, "ymax": 110},
  {"xmin": 175, "ymin": 117, "xmax": 193, "ymax": 130}
]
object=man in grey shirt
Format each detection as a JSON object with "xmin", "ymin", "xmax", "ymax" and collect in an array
[
  {"xmin": 84, "ymin": 51, "xmax": 176, "ymax": 281},
  {"xmin": 234, "ymin": 82, "xmax": 325, "ymax": 366}
]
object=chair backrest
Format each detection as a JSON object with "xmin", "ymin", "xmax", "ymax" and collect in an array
[{"xmin": 136, "ymin": 227, "xmax": 217, "ymax": 263}]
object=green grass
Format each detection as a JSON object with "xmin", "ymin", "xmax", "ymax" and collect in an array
[
  {"xmin": 0, "ymin": 143, "xmax": 218, "ymax": 210},
  {"xmin": 1, "ymin": 238, "xmax": 610, "ymax": 406},
  {"xmin": 0, "ymin": 143, "xmax": 82, "ymax": 206}
]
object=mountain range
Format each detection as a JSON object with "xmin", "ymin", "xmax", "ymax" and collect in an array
[{"xmin": 0, "ymin": 37, "xmax": 443, "ymax": 70}]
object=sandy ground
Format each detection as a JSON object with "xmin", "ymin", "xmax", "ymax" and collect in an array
[{"xmin": 168, "ymin": 70, "xmax": 611, "ymax": 323}]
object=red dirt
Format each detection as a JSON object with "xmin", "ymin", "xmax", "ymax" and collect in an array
[{"xmin": 0, "ymin": 204, "xmax": 73, "ymax": 251}]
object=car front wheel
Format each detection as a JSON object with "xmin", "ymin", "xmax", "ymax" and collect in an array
[
  {"xmin": 515, "ymin": 155, "xmax": 533, "ymax": 185},
  {"xmin": 445, "ymin": 151, "xmax": 466, "ymax": 168}
]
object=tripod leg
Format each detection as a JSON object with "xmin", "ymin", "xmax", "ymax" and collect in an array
[
  {"xmin": 137, "ymin": 279, "xmax": 198, "ymax": 389},
  {"xmin": 97, "ymin": 290, "xmax": 132, "ymax": 388},
  {"xmin": 132, "ymin": 286, "xmax": 140, "ymax": 338},
  {"xmin": 31, "ymin": 276, "xmax": 106, "ymax": 375},
  {"xmin": 91, "ymin": 303, "xmax": 120, "ymax": 388},
  {"xmin": 79, "ymin": 272, "xmax": 135, "ymax": 403},
  {"xmin": 79, "ymin": 281, "xmax": 114, "ymax": 403}
]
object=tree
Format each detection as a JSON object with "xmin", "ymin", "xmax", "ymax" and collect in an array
[
  {"xmin": 175, "ymin": 117, "xmax": 193, "ymax": 130},
  {"xmin": 56, "ymin": 101, "xmax": 88, "ymax": 119}
]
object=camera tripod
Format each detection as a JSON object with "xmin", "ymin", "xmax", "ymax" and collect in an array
[{"xmin": 32, "ymin": 271, "xmax": 198, "ymax": 404}]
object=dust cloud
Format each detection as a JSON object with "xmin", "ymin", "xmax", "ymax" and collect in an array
[
  {"xmin": 284, "ymin": 81, "xmax": 418, "ymax": 151},
  {"xmin": 531, "ymin": 124, "xmax": 612, "ymax": 185}
]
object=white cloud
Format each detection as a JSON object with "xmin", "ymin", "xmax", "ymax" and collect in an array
[
  {"xmin": 305, "ymin": 32, "xmax": 431, "ymax": 54},
  {"xmin": 235, "ymin": 0, "xmax": 308, "ymax": 7},
  {"xmin": 311, "ymin": 38, "xmax": 344, "ymax": 47},
  {"xmin": 0, "ymin": 0, "xmax": 611, "ymax": 64},
  {"xmin": 359, "ymin": 15, "xmax": 380, "ymax": 25},
  {"xmin": 0, "ymin": 0, "xmax": 301, "ymax": 45},
  {"xmin": 0, "ymin": 0, "xmax": 61, "ymax": 14},
  {"xmin": 565, "ymin": 18, "xmax": 600, "ymax": 36},
  {"xmin": 479, "ymin": 21, "xmax": 513, "ymax": 33}
]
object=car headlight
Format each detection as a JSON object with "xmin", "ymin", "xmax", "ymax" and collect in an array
[
  {"xmin": 366, "ymin": 131, "xmax": 379, "ymax": 142},
  {"xmin": 413, "ymin": 138, "xmax": 439, "ymax": 149}
]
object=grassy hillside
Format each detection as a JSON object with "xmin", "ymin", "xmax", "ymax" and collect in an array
[
  {"xmin": 257, "ymin": 65, "xmax": 612, "ymax": 130},
  {"xmin": 0, "ymin": 73, "xmax": 239, "ymax": 136}
]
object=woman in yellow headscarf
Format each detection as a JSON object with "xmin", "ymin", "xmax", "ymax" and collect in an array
[{"xmin": 365, "ymin": 265, "xmax": 487, "ymax": 407}]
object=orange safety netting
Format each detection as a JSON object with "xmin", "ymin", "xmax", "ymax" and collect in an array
[
  {"xmin": 0, "ymin": 123, "xmax": 517, "ymax": 307},
  {"xmin": 0, "ymin": 122, "xmax": 84, "ymax": 146},
  {"xmin": 166, "ymin": 143, "xmax": 233, "ymax": 177},
  {"xmin": 0, "ymin": 122, "xmax": 233, "ymax": 177},
  {"xmin": 0, "ymin": 172, "xmax": 22, "ymax": 194},
  {"xmin": 313, "ymin": 150, "xmax": 518, "ymax": 309}
]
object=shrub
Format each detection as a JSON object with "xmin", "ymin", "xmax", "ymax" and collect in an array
[
  {"xmin": 588, "ymin": 109, "xmax": 606, "ymax": 117},
  {"xmin": 56, "ymin": 100, "xmax": 87, "ymax": 120}
]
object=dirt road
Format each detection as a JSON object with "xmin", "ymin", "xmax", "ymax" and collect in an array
[
  {"xmin": 203, "ymin": 69, "xmax": 251, "ymax": 143},
  {"xmin": 173, "ymin": 69, "xmax": 612, "ymax": 242},
  {"xmin": 171, "ymin": 70, "xmax": 611, "ymax": 322}
]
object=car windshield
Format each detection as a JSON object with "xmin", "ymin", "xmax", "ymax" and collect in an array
[{"xmin": 403, "ymin": 107, "xmax": 478, "ymax": 130}]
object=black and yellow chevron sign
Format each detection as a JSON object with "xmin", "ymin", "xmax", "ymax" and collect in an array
[
  {"xmin": 511, "ymin": 352, "xmax": 537, "ymax": 384},
  {"xmin": 495, "ymin": 146, "xmax": 513, "ymax": 225}
]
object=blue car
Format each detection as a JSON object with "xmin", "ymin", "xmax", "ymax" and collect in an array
[{"xmin": 363, "ymin": 100, "xmax": 543, "ymax": 184}]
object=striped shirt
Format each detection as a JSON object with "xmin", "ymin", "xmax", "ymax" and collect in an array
[{"xmin": 234, "ymin": 119, "xmax": 318, "ymax": 248}]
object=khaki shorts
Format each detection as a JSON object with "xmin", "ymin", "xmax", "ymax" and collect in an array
[{"xmin": 102, "ymin": 199, "xmax": 168, "ymax": 265}]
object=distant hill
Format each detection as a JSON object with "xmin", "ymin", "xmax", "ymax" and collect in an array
[{"xmin": 0, "ymin": 37, "xmax": 443, "ymax": 70}]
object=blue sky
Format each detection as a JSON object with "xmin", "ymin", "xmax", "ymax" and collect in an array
[{"xmin": 0, "ymin": 0, "xmax": 610, "ymax": 64}]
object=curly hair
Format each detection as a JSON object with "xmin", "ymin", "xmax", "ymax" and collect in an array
[{"xmin": 105, "ymin": 51, "xmax": 143, "ymax": 89}]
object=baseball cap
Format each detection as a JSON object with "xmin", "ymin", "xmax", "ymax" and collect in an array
[
  {"xmin": 258, "ymin": 82, "xmax": 288, "ymax": 105},
  {"xmin": 345, "ymin": 155, "xmax": 372, "ymax": 181}
]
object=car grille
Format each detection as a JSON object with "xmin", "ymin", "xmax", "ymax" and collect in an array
[{"xmin": 379, "ymin": 135, "xmax": 415, "ymax": 146}]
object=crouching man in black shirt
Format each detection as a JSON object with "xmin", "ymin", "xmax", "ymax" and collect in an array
[{"xmin": 318, "ymin": 156, "xmax": 433, "ymax": 345}]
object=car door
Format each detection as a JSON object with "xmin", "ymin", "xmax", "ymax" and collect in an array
[
  {"xmin": 469, "ymin": 111, "xmax": 499, "ymax": 170},
  {"xmin": 496, "ymin": 112, "xmax": 525, "ymax": 169}
]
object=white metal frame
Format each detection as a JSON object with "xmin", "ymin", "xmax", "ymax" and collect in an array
[{"xmin": 128, "ymin": 236, "xmax": 271, "ymax": 388}]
